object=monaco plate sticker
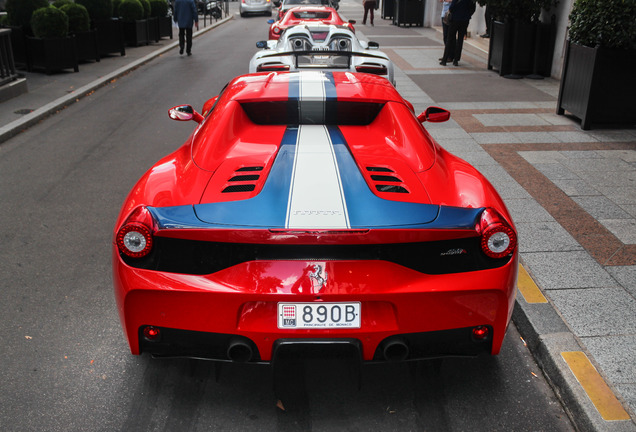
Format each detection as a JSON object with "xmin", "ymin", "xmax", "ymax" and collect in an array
[{"xmin": 277, "ymin": 302, "xmax": 361, "ymax": 329}]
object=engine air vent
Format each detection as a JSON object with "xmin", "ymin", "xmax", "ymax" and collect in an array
[
  {"xmin": 376, "ymin": 185, "xmax": 408, "ymax": 193},
  {"xmin": 370, "ymin": 175, "xmax": 401, "ymax": 182},
  {"xmin": 228, "ymin": 174, "xmax": 260, "ymax": 182},
  {"xmin": 367, "ymin": 167, "xmax": 409, "ymax": 194},
  {"xmin": 222, "ymin": 184, "xmax": 256, "ymax": 193},
  {"xmin": 236, "ymin": 166, "xmax": 263, "ymax": 172},
  {"xmin": 367, "ymin": 167, "xmax": 394, "ymax": 172},
  {"xmin": 221, "ymin": 166, "xmax": 264, "ymax": 193}
]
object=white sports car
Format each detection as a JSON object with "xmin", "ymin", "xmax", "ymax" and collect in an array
[{"xmin": 249, "ymin": 24, "xmax": 395, "ymax": 86}]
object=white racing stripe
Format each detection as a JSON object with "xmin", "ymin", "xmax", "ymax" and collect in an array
[{"xmin": 286, "ymin": 125, "xmax": 350, "ymax": 228}]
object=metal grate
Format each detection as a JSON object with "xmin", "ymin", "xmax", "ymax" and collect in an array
[{"xmin": 222, "ymin": 184, "xmax": 256, "ymax": 193}]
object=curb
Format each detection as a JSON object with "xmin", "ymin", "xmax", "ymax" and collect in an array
[
  {"xmin": 514, "ymin": 263, "xmax": 635, "ymax": 432},
  {"xmin": 0, "ymin": 15, "xmax": 233, "ymax": 146}
]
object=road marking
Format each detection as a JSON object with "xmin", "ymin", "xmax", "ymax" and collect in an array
[
  {"xmin": 517, "ymin": 263, "xmax": 547, "ymax": 303},
  {"xmin": 561, "ymin": 351, "xmax": 631, "ymax": 421}
]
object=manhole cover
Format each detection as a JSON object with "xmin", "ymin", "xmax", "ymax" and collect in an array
[{"xmin": 14, "ymin": 109, "xmax": 34, "ymax": 115}]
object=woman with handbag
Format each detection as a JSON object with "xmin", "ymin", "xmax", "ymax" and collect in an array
[{"xmin": 440, "ymin": 0, "xmax": 476, "ymax": 66}]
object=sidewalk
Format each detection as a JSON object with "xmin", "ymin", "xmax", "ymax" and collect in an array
[{"xmin": 1, "ymin": 4, "xmax": 635, "ymax": 431}]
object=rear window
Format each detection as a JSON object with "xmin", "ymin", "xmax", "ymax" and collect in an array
[
  {"xmin": 292, "ymin": 11, "xmax": 331, "ymax": 19},
  {"xmin": 241, "ymin": 101, "xmax": 384, "ymax": 125},
  {"xmin": 286, "ymin": 0, "xmax": 328, "ymax": 4}
]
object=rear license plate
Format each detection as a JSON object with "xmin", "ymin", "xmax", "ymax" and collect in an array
[{"xmin": 278, "ymin": 302, "xmax": 361, "ymax": 329}]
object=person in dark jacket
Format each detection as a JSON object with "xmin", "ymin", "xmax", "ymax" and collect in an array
[
  {"xmin": 440, "ymin": 0, "xmax": 476, "ymax": 66},
  {"xmin": 173, "ymin": 0, "xmax": 199, "ymax": 56}
]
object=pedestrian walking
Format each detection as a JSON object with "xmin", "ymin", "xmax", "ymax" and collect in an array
[
  {"xmin": 362, "ymin": 0, "xmax": 376, "ymax": 25},
  {"xmin": 439, "ymin": 0, "xmax": 454, "ymax": 62},
  {"xmin": 440, "ymin": 0, "xmax": 476, "ymax": 66},
  {"xmin": 481, "ymin": 4, "xmax": 491, "ymax": 38},
  {"xmin": 173, "ymin": 0, "xmax": 199, "ymax": 56}
]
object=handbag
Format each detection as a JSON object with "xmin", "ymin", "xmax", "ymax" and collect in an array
[{"xmin": 442, "ymin": 10, "xmax": 451, "ymax": 25}]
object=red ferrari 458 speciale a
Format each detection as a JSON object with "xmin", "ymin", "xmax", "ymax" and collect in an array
[
  {"xmin": 268, "ymin": 6, "xmax": 355, "ymax": 40},
  {"xmin": 113, "ymin": 71, "xmax": 518, "ymax": 364}
]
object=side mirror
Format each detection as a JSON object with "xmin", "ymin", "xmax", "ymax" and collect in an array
[
  {"xmin": 417, "ymin": 106, "xmax": 451, "ymax": 123},
  {"xmin": 367, "ymin": 41, "xmax": 379, "ymax": 49},
  {"xmin": 267, "ymin": 19, "xmax": 275, "ymax": 24},
  {"xmin": 348, "ymin": 19, "xmax": 356, "ymax": 24},
  {"xmin": 256, "ymin": 40, "xmax": 268, "ymax": 49},
  {"xmin": 169, "ymin": 105, "xmax": 204, "ymax": 123}
]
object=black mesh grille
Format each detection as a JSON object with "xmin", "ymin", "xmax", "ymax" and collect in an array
[
  {"xmin": 236, "ymin": 166, "xmax": 263, "ymax": 172},
  {"xmin": 367, "ymin": 167, "xmax": 394, "ymax": 172},
  {"xmin": 371, "ymin": 175, "xmax": 401, "ymax": 182},
  {"xmin": 228, "ymin": 175, "xmax": 260, "ymax": 182},
  {"xmin": 376, "ymin": 185, "xmax": 408, "ymax": 193},
  {"xmin": 222, "ymin": 184, "xmax": 256, "ymax": 193}
]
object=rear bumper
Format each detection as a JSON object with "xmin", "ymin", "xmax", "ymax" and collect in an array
[
  {"xmin": 141, "ymin": 327, "xmax": 494, "ymax": 363},
  {"xmin": 113, "ymin": 249, "xmax": 518, "ymax": 362}
]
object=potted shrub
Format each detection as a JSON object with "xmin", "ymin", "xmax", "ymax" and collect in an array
[
  {"xmin": 556, "ymin": 0, "xmax": 636, "ymax": 129},
  {"xmin": 27, "ymin": 5, "xmax": 79, "ymax": 73},
  {"xmin": 5, "ymin": 0, "xmax": 49, "ymax": 67},
  {"xmin": 143, "ymin": 0, "xmax": 160, "ymax": 42},
  {"xmin": 119, "ymin": 0, "xmax": 149, "ymax": 46},
  {"xmin": 480, "ymin": 0, "xmax": 558, "ymax": 78},
  {"xmin": 60, "ymin": 2, "xmax": 100, "ymax": 62},
  {"xmin": 76, "ymin": 0, "xmax": 125, "ymax": 56},
  {"xmin": 150, "ymin": 0, "xmax": 172, "ymax": 40}
]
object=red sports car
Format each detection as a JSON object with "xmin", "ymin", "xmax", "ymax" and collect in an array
[
  {"xmin": 268, "ymin": 6, "xmax": 355, "ymax": 40},
  {"xmin": 113, "ymin": 71, "xmax": 518, "ymax": 364}
]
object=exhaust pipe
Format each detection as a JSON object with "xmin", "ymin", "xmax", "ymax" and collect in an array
[
  {"xmin": 382, "ymin": 339, "xmax": 409, "ymax": 362},
  {"xmin": 339, "ymin": 40, "xmax": 348, "ymax": 49},
  {"xmin": 227, "ymin": 339, "xmax": 253, "ymax": 363}
]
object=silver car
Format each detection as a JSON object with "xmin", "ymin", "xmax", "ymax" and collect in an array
[
  {"xmin": 249, "ymin": 24, "xmax": 395, "ymax": 86},
  {"xmin": 240, "ymin": 0, "xmax": 273, "ymax": 17}
]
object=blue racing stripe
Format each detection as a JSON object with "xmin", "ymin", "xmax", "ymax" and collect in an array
[
  {"xmin": 327, "ymin": 126, "xmax": 480, "ymax": 229},
  {"xmin": 323, "ymin": 71, "xmax": 337, "ymax": 102},
  {"xmin": 151, "ymin": 127, "xmax": 298, "ymax": 229}
]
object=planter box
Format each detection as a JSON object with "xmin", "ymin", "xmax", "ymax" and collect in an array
[
  {"xmin": 74, "ymin": 30, "xmax": 100, "ymax": 63},
  {"xmin": 488, "ymin": 19, "xmax": 555, "ymax": 78},
  {"xmin": 393, "ymin": 0, "xmax": 423, "ymax": 27},
  {"xmin": 26, "ymin": 36, "xmax": 79, "ymax": 74},
  {"xmin": 382, "ymin": 0, "xmax": 395, "ymax": 19},
  {"xmin": 123, "ymin": 19, "xmax": 150, "ymax": 47},
  {"xmin": 94, "ymin": 18, "xmax": 126, "ymax": 57},
  {"xmin": 557, "ymin": 41, "xmax": 636, "ymax": 130},
  {"xmin": 157, "ymin": 16, "xmax": 173, "ymax": 39},
  {"xmin": 147, "ymin": 17, "xmax": 159, "ymax": 43},
  {"xmin": 8, "ymin": 25, "xmax": 27, "ymax": 69}
]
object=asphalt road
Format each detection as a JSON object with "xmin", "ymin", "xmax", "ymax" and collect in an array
[{"xmin": 0, "ymin": 15, "xmax": 574, "ymax": 432}]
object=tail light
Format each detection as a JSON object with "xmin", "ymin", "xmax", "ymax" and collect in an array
[
  {"xmin": 257, "ymin": 63, "xmax": 289, "ymax": 72},
  {"xmin": 143, "ymin": 326, "xmax": 161, "ymax": 341},
  {"xmin": 116, "ymin": 206, "xmax": 155, "ymax": 258},
  {"xmin": 472, "ymin": 325, "xmax": 490, "ymax": 340},
  {"xmin": 355, "ymin": 64, "xmax": 388, "ymax": 75},
  {"xmin": 273, "ymin": 26, "xmax": 281, "ymax": 35},
  {"xmin": 479, "ymin": 208, "xmax": 516, "ymax": 259}
]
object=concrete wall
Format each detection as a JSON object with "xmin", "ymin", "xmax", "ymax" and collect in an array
[{"xmin": 423, "ymin": 0, "xmax": 574, "ymax": 79}]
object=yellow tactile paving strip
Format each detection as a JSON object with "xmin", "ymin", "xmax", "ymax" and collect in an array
[
  {"xmin": 517, "ymin": 263, "xmax": 547, "ymax": 303},
  {"xmin": 561, "ymin": 351, "xmax": 631, "ymax": 421}
]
